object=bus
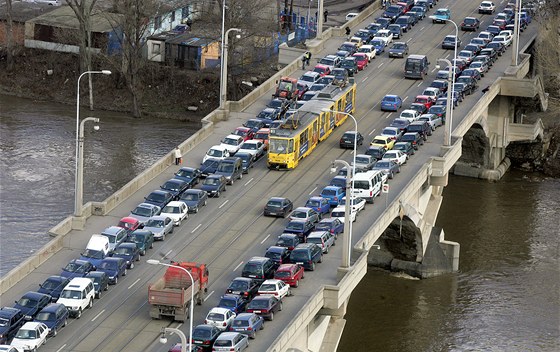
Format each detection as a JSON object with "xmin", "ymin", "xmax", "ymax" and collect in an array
[{"xmin": 267, "ymin": 82, "xmax": 356, "ymax": 170}]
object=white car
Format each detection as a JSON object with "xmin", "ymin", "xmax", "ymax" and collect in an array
[
  {"xmin": 382, "ymin": 150, "xmax": 408, "ymax": 165},
  {"xmin": 345, "ymin": 12, "xmax": 359, "ymax": 21},
  {"xmin": 399, "ymin": 109, "xmax": 420, "ymax": 122},
  {"xmin": 340, "ymin": 196, "xmax": 366, "ymax": 213},
  {"xmin": 10, "ymin": 322, "xmax": 49, "ymax": 352},
  {"xmin": 257, "ymin": 279, "xmax": 291, "ymax": 299},
  {"xmin": 478, "ymin": 1, "xmax": 496, "ymax": 14},
  {"xmin": 237, "ymin": 140, "xmax": 265, "ymax": 160},
  {"xmin": 373, "ymin": 29, "xmax": 393, "ymax": 46},
  {"xmin": 478, "ymin": 31, "xmax": 494, "ymax": 43},
  {"xmin": 422, "ymin": 87, "xmax": 441, "ymax": 102},
  {"xmin": 498, "ymin": 30, "xmax": 513, "ymax": 43},
  {"xmin": 331, "ymin": 205, "xmax": 357, "ymax": 223},
  {"xmin": 203, "ymin": 145, "xmax": 230, "ymax": 163},
  {"xmin": 297, "ymin": 71, "xmax": 321, "ymax": 88},
  {"xmin": 357, "ymin": 45, "xmax": 376, "ymax": 61},
  {"xmin": 205, "ymin": 307, "xmax": 236, "ymax": 331},
  {"xmin": 220, "ymin": 135, "xmax": 244, "ymax": 155},
  {"xmin": 492, "ymin": 35, "xmax": 511, "ymax": 48},
  {"xmin": 159, "ymin": 201, "xmax": 188, "ymax": 226}
]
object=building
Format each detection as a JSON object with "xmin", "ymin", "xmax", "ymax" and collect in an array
[{"xmin": 147, "ymin": 31, "xmax": 219, "ymax": 69}]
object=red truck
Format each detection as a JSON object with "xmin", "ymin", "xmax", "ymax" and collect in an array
[
  {"xmin": 148, "ymin": 262, "xmax": 209, "ymax": 322},
  {"xmin": 273, "ymin": 76, "xmax": 299, "ymax": 100}
]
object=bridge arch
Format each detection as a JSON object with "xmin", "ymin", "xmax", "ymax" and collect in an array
[{"xmin": 459, "ymin": 123, "xmax": 491, "ymax": 169}]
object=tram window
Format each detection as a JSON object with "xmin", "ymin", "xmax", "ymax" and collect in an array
[{"xmin": 288, "ymin": 139, "xmax": 294, "ymax": 153}]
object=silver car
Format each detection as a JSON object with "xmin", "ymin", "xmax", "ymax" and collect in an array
[
  {"xmin": 143, "ymin": 215, "xmax": 173, "ymax": 241},
  {"xmin": 212, "ymin": 332, "xmax": 249, "ymax": 352},
  {"xmin": 129, "ymin": 202, "xmax": 160, "ymax": 225}
]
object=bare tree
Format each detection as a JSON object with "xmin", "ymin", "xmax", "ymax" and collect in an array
[
  {"xmin": 534, "ymin": 7, "xmax": 560, "ymax": 100},
  {"xmin": 5, "ymin": 0, "xmax": 14, "ymax": 71}
]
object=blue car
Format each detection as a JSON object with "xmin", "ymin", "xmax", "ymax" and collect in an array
[
  {"xmin": 33, "ymin": 303, "xmax": 68, "ymax": 337},
  {"xmin": 112, "ymin": 242, "xmax": 140, "ymax": 269},
  {"xmin": 144, "ymin": 189, "xmax": 174, "ymax": 209},
  {"xmin": 370, "ymin": 39, "xmax": 385, "ymax": 54},
  {"xmin": 200, "ymin": 158, "xmax": 220, "ymax": 177},
  {"xmin": 13, "ymin": 291, "xmax": 52, "ymax": 320},
  {"xmin": 320, "ymin": 186, "xmax": 345, "ymax": 206},
  {"xmin": 256, "ymin": 107, "xmax": 281, "ymax": 127},
  {"xmin": 315, "ymin": 217, "xmax": 344, "ymax": 238},
  {"xmin": 60, "ymin": 259, "xmax": 95, "ymax": 279},
  {"xmin": 230, "ymin": 313, "xmax": 264, "ymax": 339},
  {"xmin": 160, "ymin": 178, "xmax": 189, "ymax": 200},
  {"xmin": 173, "ymin": 167, "xmax": 201, "ymax": 188},
  {"xmin": 97, "ymin": 257, "xmax": 127, "ymax": 285},
  {"xmin": 383, "ymin": 5, "xmax": 403, "ymax": 21},
  {"xmin": 38, "ymin": 276, "xmax": 70, "ymax": 302},
  {"xmin": 217, "ymin": 294, "xmax": 248, "ymax": 315},
  {"xmin": 381, "ymin": 94, "xmax": 403, "ymax": 111},
  {"xmin": 79, "ymin": 247, "xmax": 111, "ymax": 269},
  {"xmin": 284, "ymin": 219, "xmax": 315, "ymax": 240},
  {"xmin": 305, "ymin": 196, "xmax": 331, "ymax": 217}
]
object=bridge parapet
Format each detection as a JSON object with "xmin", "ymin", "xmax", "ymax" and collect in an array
[{"xmin": 431, "ymin": 138, "xmax": 463, "ymax": 178}]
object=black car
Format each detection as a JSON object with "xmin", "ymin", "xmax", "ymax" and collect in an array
[
  {"xmin": 173, "ymin": 167, "xmax": 201, "ymax": 188},
  {"xmin": 13, "ymin": 291, "xmax": 52, "ymax": 320},
  {"xmin": 365, "ymin": 145, "xmax": 388, "ymax": 160},
  {"xmin": 480, "ymin": 48, "xmax": 498, "ymax": 63},
  {"xmin": 456, "ymin": 76, "xmax": 478, "ymax": 95},
  {"xmin": 340, "ymin": 57, "xmax": 358, "ymax": 76},
  {"xmin": 179, "ymin": 189, "xmax": 208, "ymax": 213},
  {"xmin": 199, "ymin": 159, "xmax": 220, "ymax": 177},
  {"xmin": 461, "ymin": 17, "xmax": 480, "ymax": 31},
  {"xmin": 407, "ymin": 121, "xmax": 432, "ymax": 140},
  {"xmin": 387, "ymin": 24, "xmax": 403, "ymax": 39},
  {"xmin": 388, "ymin": 42, "xmax": 409, "ymax": 58},
  {"xmin": 464, "ymin": 44, "xmax": 482, "ymax": 56},
  {"xmin": 85, "ymin": 271, "xmax": 110, "ymax": 298},
  {"xmin": 401, "ymin": 132, "xmax": 424, "ymax": 149},
  {"xmin": 38, "ymin": 275, "xmax": 70, "ymax": 302},
  {"xmin": 339, "ymin": 131, "xmax": 364, "ymax": 149},
  {"xmin": 241, "ymin": 257, "xmax": 278, "ymax": 284},
  {"xmin": 408, "ymin": 102, "xmax": 428, "ymax": 115},
  {"xmin": 460, "ymin": 68, "xmax": 482, "ymax": 81},
  {"xmin": 263, "ymin": 197, "xmax": 293, "ymax": 218},
  {"xmin": 383, "ymin": 5, "xmax": 404, "ymax": 21},
  {"xmin": 267, "ymin": 98, "xmax": 290, "ymax": 116},
  {"xmin": 112, "ymin": 242, "xmax": 140, "ymax": 269},
  {"xmin": 486, "ymin": 41, "xmax": 506, "ymax": 56},
  {"xmin": 453, "ymin": 82, "xmax": 469, "ymax": 99},
  {"xmin": 192, "ymin": 324, "xmax": 221, "ymax": 350},
  {"xmin": 60, "ymin": 259, "xmax": 95, "ymax": 279},
  {"xmin": 33, "ymin": 303, "xmax": 69, "ymax": 337},
  {"xmin": 284, "ymin": 219, "xmax": 315, "ymax": 240},
  {"xmin": 289, "ymin": 243, "xmax": 323, "ymax": 271},
  {"xmin": 226, "ymin": 277, "xmax": 260, "ymax": 299},
  {"xmin": 264, "ymin": 246, "xmax": 291, "ymax": 265},
  {"xmin": 246, "ymin": 295, "xmax": 282, "ymax": 321},
  {"xmin": 0, "ymin": 307, "xmax": 25, "ymax": 344},
  {"xmin": 144, "ymin": 189, "xmax": 174, "ymax": 209},
  {"xmin": 160, "ymin": 178, "xmax": 189, "ymax": 200},
  {"xmin": 393, "ymin": 141, "xmax": 415, "ymax": 156},
  {"xmin": 275, "ymin": 233, "xmax": 302, "ymax": 251},
  {"xmin": 394, "ymin": 16, "xmax": 413, "ymax": 32},
  {"xmin": 428, "ymin": 105, "xmax": 447, "ymax": 123},
  {"xmin": 200, "ymin": 174, "xmax": 227, "ymax": 198}
]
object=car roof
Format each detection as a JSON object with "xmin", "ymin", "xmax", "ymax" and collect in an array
[
  {"xmin": 307, "ymin": 231, "xmax": 329, "ymax": 238},
  {"xmin": 20, "ymin": 321, "xmax": 44, "ymax": 329},
  {"xmin": 208, "ymin": 307, "xmax": 231, "ymax": 314},
  {"xmin": 39, "ymin": 303, "xmax": 66, "ymax": 312},
  {"xmin": 86, "ymin": 270, "xmax": 107, "ymax": 277},
  {"xmin": 277, "ymin": 263, "xmax": 299, "ymax": 270},
  {"xmin": 266, "ymin": 246, "xmax": 287, "ymax": 254}
]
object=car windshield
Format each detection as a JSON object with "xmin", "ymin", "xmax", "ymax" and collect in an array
[
  {"xmin": 232, "ymin": 319, "xmax": 249, "ymax": 327},
  {"xmin": 162, "ymin": 182, "xmax": 180, "ymax": 191},
  {"xmin": 214, "ymin": 340, "xmax": 233, "ymax": 347},
  {"xmin": 275, "ymin": 270, "xmax": 291, "ymax": 278},
  {"xmin": 355, "ymin": 156, "xmax": 370, "ymax": 164},
  {"xmin": 249, "ymin": 299, "xmax": 270, "ymax": 309},
  {"xmin": 145, "ymin": 219, "xmax": 164, "ymax": 228},
  {"xmin": 182, "ymin": 193, "xmax": 197, "ymax": 201},
  {"xmin": 229, "ymin": 281, "xmax": 249, "ymax": 291},
  {"xmin": 371, "ymin": 40, "xmax": 383, "ymax": 46},
  {"xmin": 276, "ymin": 237, "xmax": 294, "ymax": 246},
  {"xmin": 130, "ymin": 234, "xmax": 146, "ymax": 242},
  {"xmin": 203, "ymin": 178, "xmax": 220, "ymax": 185},
  {"xmin": 99, "ymin": 261, "xmax": 117, "ymax": 270},
  {"xmin": 382, "ymin": 129, "xmax": 397, "ymax": 136},
  {"xmin": 301, "ymin": 75, "xmax": 316, "ymax": 83},
  {"xmin": 259, "ymin": 284, "xmax": 277, "ymax": 291},
  {"xmin": 269, "ymin": 139, "xmax": 289, "ymax": 154},
  {"xmin": 254, "ymin": 132, "xmax": 268, "ymax": 140},
  {"xmin": 207, "ymin": 149, "xmax": 223, "ymax": 157},
  {"xmin": 291, "ymin": 250, "xmax": 310, "ymax": 261},
  {"xmin": 376, "ymin": 161, "xmax": 391, "ymax": 168},
  {"xmin": 132, "ymin": 206, "xmax": 151, "ymax": 217},
  {"xmin": 266, "ymin": 251, "xmax": 281, "ymax": 260},
  {"xmin": 291, "ymin": 210, "xmax": 308, "ymax": 219},
  {"xmin": 82, "ymin": 249, "xmax": 104, "ymax": 259},
  {"xmin": 219, "ymin": 298, "xmax": 236, "ymax": 308},
  {"xmin": 372, "ymin": 139, "xmax": 387, "ymax": 145},
  {"xmin": 64, "ymin": 262, "xmax": 83, "ymax": 273},
  {"xmin": 146, "ymin": 193, "xmax": 165, "ymax": 202},
  {"xmin": 35, "ymin": 312, "xmax": 55, "ymax": 321},
  {"xmin": 17, "ymin": 297, "xmax": 38, "ymax": 307},
  {"xmin": 15, "ymin": 329, "xmax": 36, "ymax": 339},
  {"xmin": 331, "ymin": 210, "xmax": 345, "ymax": 218},
  {"xmin": 306, "ymin": 200, "xmax": 320, "ymax": 207},
  {"xmin": 193, "ymin": 329, "xmax": 212, "ymax": 339},
  {"xmin": 114, "ymin": 247, "xmax": 133, "ymax": 255},
  {"xmin": 243, "ymin": 263, "xmax": 262, "ymax": 275},
  {"xmin": 266, "ymin": 200, "xmax": 283, "ymax": 208},
  {"xmin": 321, "ymin": 189, "xmax": 337, "ymax": 196},
  {"xmin": 223, "ymin": 138, "xmax": 238, "ymax": 146},
  {"xmin": 246, "ymin": 120, "xmax": 261, "ymax": 128},
  {"xmin": 207, "ymin": 312, "xmax": 225, "ymax": 321},
  {"xmin": 286, "ymin": 222, "xmax": 304, "ymax": 231},
  {"xmin": 41, "ymin": 279, "xmax": 61, "ymax": 289},
  {"xmin": 176, "ymin": 169, "xmax": 194, "ymax": 178},
  {"xmin": 241, "ymin": 143, "xmax": 257, "ymax": 150},
  {"xmin": 60, "ymin": 289, "xmax": 82, "ymax": 299},
  {"xmin": 217, "ymin": 164, "xmax": 234, "ymax": 173}
]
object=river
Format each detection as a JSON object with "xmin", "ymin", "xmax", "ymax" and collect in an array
[
  {"xmin": 339, "ymin": 172, "xmax": 560, "ymax": 351},
  {"xmin": 0, "ymin": 94, "xmax": 194, "ymax": 276}
]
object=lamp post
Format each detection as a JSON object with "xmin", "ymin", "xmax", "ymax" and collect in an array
[
  {"xmin": 322, "ymin": 109, "xmax": 357, "ymax": 268},
  {"xmin": 511, "ymin": 0, "xmax": 522, "ymax": 66},
  {"xmin": 429, "ymin": 16, "xmax": 458, "ymax": 146},
  {"xmin": 147, "ymin": 260, "xmax": 193, "ymax": 352},
  {"xmin": 219, "ymin": 27, "xmax": 241, "ymax": 110},
  {"xmin": 159, "ymin": 327, "xmax": 188, "ymax": 352},
  {"xmin": 74, "ymin": 70, "xmax": 110, "ymax": 217}
]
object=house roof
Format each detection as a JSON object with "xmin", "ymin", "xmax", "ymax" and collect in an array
[
  {"xmin": 0, "ymin": 2, "xmax": 59, "ymax": 23},
  {"xmin": 26, "ymin": 5, "xmax": 123, "ymax": 33},
  {"xmin": 165, "ymin": 33, "xmax": 216, "ymax": 47}
]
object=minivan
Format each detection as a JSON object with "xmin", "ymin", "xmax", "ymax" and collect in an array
[
  {"xmin": 79, "ymin": 234, "xmax": 111, "ymax": 268},
  {"xmin": 33, "ymin": 303, "xmax": 68, "ymax": 337},
  {"xmin": 289, "ymin": 243, "xmax": 323, "ymax": 271},
  {"xmin": 352, "ymin": 170, "xmax": 384, "ymax": 204},
  {"xmin": 215, "ymin": 157, "xmax": 243, "ymax": 185},
  {"xmin": 241, "ymin": 257, "xmax": 278, "ymax": 284},
  {"xmin": 404, "ymin": 54, "xmax": 429, "ymax": 79},
  {"xmin": 306, "ymin": 231, "xmax": 335, "ymax": 254},
  {"xmin": 407, "ymin": 121, "xmax": 431, "ymax": 140},
  {"xmin": 56, "ymin": 277, "xmax": 95, "ymax": 318}
]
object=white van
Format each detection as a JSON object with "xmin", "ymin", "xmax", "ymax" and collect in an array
[
  {"xmin": 57, "ymin": 278, "xmax": 95, "ymax": 318},
  {"xmin": 352, "ymin": 170, "xmax": 385, "ymax": 203},
  {"xmin": 79, "ymin": 234, "xmax": 110, "ymax": 267}
]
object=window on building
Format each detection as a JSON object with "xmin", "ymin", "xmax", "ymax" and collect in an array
[
  {"xmin": 154, "ymin": 16, "xmax": 161, "ymax": 29},
  {"xmin": 152, "ymin": 43, "xmax": 161, "ymax": 54},
  {"xmin": 171, "ymin": 11, "xmax": 175, "ymax": 22},
  {"xmin": 181, "ymin": 7, "xmax": 190, "ymax": 19}
]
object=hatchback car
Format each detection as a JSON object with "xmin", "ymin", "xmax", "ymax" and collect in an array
[
  {"xmin": 320, "ymin": 186, "xmax": 345, "ymax": 207},
  {"xmin": 289, "ymin": 207, "xmax": 321, "ymax": 224},
  {"xmin": 382, "ymin": 150, "xmax": 408, "ymax": 166},
  {"xmin": 225, "ymin": 277, "xmax": 260, "ymax": 299},
  {"xmin": 191, "ymin": 324, "xmax": 222, "ymax": 350},
  {"xmin": 143, "ymin": 215, "xmax": 174, "ymax": 241},
  {"xmin": 84, "ymin": 271, "xmax": 109, "ymax": 298},
  {"xmin": 264, "ymin": 246, "xmax": 291, "ymax": 265},
  {"xmin": 263, "ymin": 197, "xmax": 293, "ymax": 218},
  {"xmin": 461, "ymin": 16, "xmax": 481, "ymax": 31},
  {"xmin": 257, "ymin": 279, "xmax": 291, "ymax": 299},
  {"xmin": 200, "ymin": 174, "xmax": 227, "ymax": 198},
  {"xmin": 96, "ymin": 257, "xmax": 127, "ymax": 284},
  {"xmin": 13, "ymin": 292, "xmax": 51, "ymax": 321},
  {"xmin": 32, "ymin": 303, "xmax": 68, "ymax": 337},
  {"xmin": 365, "ymin": 145, "xmax": 388, "ymax": 161},
  {"xmin": 305, "ymin": 196, "xmax": 331, "ymax": 217},
  {"xmin": 306, "ymin": 231, "xmax": 336, "ymax": 254},
  {"xmin": 283, "ymin": 219, "xmax": 315, "ymax": 240},
  {"xmin": 126, "ymin": 229, "xmax": 155, "ymax": 255},
  {"xmin": 60, "ymin": 259, "xmax": 95, "ymax": 279},
  {"xmin": 212, "ymin": 331, "xmax": 249, "ymax": 352},
  {"xmin": 381, "ymin": 94, "xmax": 403, "ymax": 111},
  {"xmin": 441, "ymin": 35, "xmax": 461, "ymax": 50},
  {"xmin": 160, "ymin": 201, "xmax": 189, "ymax": 226},
  {"xmin": 241, "ymin": 257, "xmax": 278, "ymax": 284},
  {"xmin": 179, "ymin": 189, "xmax": 208, "ymax": 214},
  {"xmin": 217, "ymin": 294, "xmax": 248, "ymax": 315},
  {"xmin": 205, "ymin": 307, "xmax": 236, "ymax": 331},
  {"xmin": 10, "ymin": 322, "xmax": 48, "ymax": 352},
  {"xmin": 38, "ymin": 276, "xmax": 70, "ymax": 302},
  {"xmin": 144, "ymin": 189, "xmax": 174, "ymax": 209},
  {"xmin": 388, "ymin": 41, "xmax": 409, "ymax": 58},
  {"xmin": 370, "ymin": 136, "xmax": 395, "ymax": 150},
  {"xmin": 393, "ymin": 141, "xmax": 415, "ymax": 156},
  {"xmin": 314, "ymin": 217, "xmax": 344, "ymax": 238},
  {"xmin": 129, "ymin": 202, "xmax": 160, "ymax": 225},
  {"xmin": 274, "ymin": 263, "xmax": 305, "ymax": 288},
  {"xmin": 229, "ymin": 313, "xmax": 264, "ymax": 339},
  {"xmin": 112, "ymin": 242, "xmax": 140, "ymax": 269},
  {"xmin": 419, "ymin": 113, "xmax": 443, "ymax": 130},
  {"xmin": 275, "ymin": 233, "xmax": 302, "ymax": 251},
  {"xmin": 290, "ymin": 243, "xmax": 323, "ymax": 271},
  {"xmin": 246, "ymin": 295, "xmax": 282, "ymax": 321},
  {"xmin": 372, "ymin": 160, "xmax": 401, "ymax": 179},
  {"xmin": 339, "ymin": 131, "xmax": 364, "ymax": 149}
]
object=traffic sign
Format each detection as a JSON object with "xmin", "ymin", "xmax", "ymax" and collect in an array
[{"xmin": 382, "ymin": 183, "xmax": 390, "ymax": 193}]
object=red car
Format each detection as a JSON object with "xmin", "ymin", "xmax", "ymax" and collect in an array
[
  {"xmin": 232, "ymin": 126, "xmax": 254, "ymax": 141},
  {"xmin": 117, "ymin": 217, "xmax": 140, "ymax": 235},
  {"xmin": 352, "ymin": 53, "xmax": 369, "ymax": 71},
  {"xmin": 313, "ymin": 64, "xmax": 332, "ymax": 77},
  {"xmin": 274, "ymin": 263, "xmax": 305, "ymax": 288},
  {"xmin": 413, "ymin": 95, "xmax": 434, "ymax": 110}
]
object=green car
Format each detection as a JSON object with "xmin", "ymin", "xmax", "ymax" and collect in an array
[{"xmin": 126, "ymin": 229, "xmax": 154, "ymax": 256}]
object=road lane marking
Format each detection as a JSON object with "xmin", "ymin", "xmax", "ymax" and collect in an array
[
  {"xmin": 191, "ymin": 224, "xmax": 202, "ymax": 233},
  {"xmin": 176, "ymin": 323, "xmax": 183, "ymax": 329},
  {"xmin": 56, "ymin": 345, "xmax": 67, "ymax": 352},
  {"xmin": 260, "ymin": 234, "xmax": 271, "ymax": 244},
  {"xmin": 219, "ymin": 200, "xmax": 229, "ymax": 209},
  {"xmin": 403, "ymin": 96, "xmax": 409, "ymax": 102},
  {"xmin": 420, "ymin": 26, "xmax": 425, "ymax": 31},
  {"xmin": 480, "ymin": 20, "xmax": 484, "ymax": 25},
  {"xmin": 417, "ymin": 81, "xmax": 423, "ymax": 87},
  {"xmin": 164, "ymin": 249, "xmax": 173, "ymax": 257},
  {"xmin": 233, "ymin": 261, "xmax": 244, "ymax": 271},
  {"xmin": 369, "ymin": 128, "xmax": 376, "ymax": 136},
  {"xmin": 244, "ymin": 178, "xmax": 254, "ymax": 186},
  {"xmin": 406, "ymin": 38, "xmax": 412, "ymax": 43},
  {"xmin": 445, "ymin": 53, "xmax": 450, "ymax": 60},
  {"xmin": 308, "ymin": 186, "xmax": 317, "ymax": 195},
  {"xmin": 361, "ymin": 76, "xmax": 369, "ymax": 82},
  {"xmin": 128, "ymin": 278, "xmax": 140, "ymax": 289},
  {"xmin": 204, "ymin": 291, "xmax": 215, "ymax": 302},
  {"xmin": 91, "ymin": 309, "xmax": 105, "ymax": 322},
  {"xmin": 378, "ymin": 62, "xmax": 384, "ymax": 68},
  {"xmin": 385, "ymin": 113, "xmax": 393, "ymax": 119}
]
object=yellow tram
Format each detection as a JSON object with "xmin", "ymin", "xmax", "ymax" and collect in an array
[{"xmin": 267, "ymin": 82, "xmax": 357, "ymax": 170}]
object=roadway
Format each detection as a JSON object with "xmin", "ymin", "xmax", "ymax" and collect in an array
[{"xmin": 0, "ymin": 0, "xmax": 536, "ymax": 351}]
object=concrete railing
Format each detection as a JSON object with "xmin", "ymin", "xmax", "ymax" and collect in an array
[
  {"xmin": 508, "ymin": 119, "xmax": 545, "ymax": 142},
  {"xmin": 431, "ymin": 139, "xmax": 463, "ymax": 177}
]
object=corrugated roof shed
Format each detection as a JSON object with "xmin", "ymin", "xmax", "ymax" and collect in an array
[{"xmin": 26, "ymin": 5, "xmax": 122, "ymax": 32}]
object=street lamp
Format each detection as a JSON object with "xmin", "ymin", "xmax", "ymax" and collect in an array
[
  {"xmin": 429, "ymin": 16, "xmax": 458, "ymax": 146},
  {"xmin": 74, "ymin": 70, "xmax": 111, "ymax": 217},
  {"xmin": 322, "ymin": 108, "xmax": 358, "ymax": 268},
  {"xmin": 147, "ymin": 259, "xmax": 193, "ymax": 352},
  {"xmin": 511, "ymin": 0, "xmax": 522, "ymax": 66},
  {"xmin": 159, "ymin": 327, "xmax": 189, "ymax": 352},
  {"xmin": 219, "ymin": 0, "xmax": 242, "ymax": 110}
]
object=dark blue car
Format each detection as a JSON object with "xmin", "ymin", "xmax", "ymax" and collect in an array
[
  {"xmin": 217, "ymin": 294, "xmax": 248, "ymax": 314},
  {"xmin": 305, "ymin": 196, "xmax": 331, "ymax": 217},
  {"xmin": 60, "ymin": 259, "xmax": 95, "ymax": 279},
  {"xmin": 13, "ymin": 291, "xmax": 52, "ymax": 320},
  {"xmin": 38, "ymin": 276, "xmax": 70, "ymax": 302},
  {"xmin": 33, "ymin": 303, "xmax": 68, "ymax": 337},
  {"xmin": 315, "ymin": 217, "xmax": 344, "ymax": 238},
  {"xmin": 79, "ymin": 247, "xmax": 110, "ymax": 269},
  {"xmin": 383, "ymin": 5, "xmax": 403, "ymax": 21},
  {"xmin": 284, "ymin": 219, "xmax": 315, "ymax": 240},
  {"xmin": 112, "ymin": 242, "xmax": 140, "ymax": 269},
  {"xmin": 144, "ymin": 189, "xmax": 174, "ymax": 209},
  {"xmin": 173, "ymin": 167, "xmax": 201, "ymax": 187},
  {"xmin": 256, "ymin": 108, "xmax": 281, "ymax": 127},
  {"xmin": 200, "ymin": 158, "xmax": 220, "ymax": 177},
  {"xmin": 96, "ymin": 257, "xmax": 127, "ymax": 285},
  {"xmin": 160, "ymin": 178, "xmax": 189, "ymax": 200}
]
